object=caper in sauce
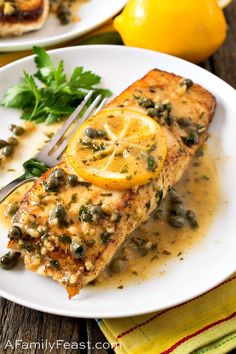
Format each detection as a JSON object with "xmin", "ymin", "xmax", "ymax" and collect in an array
[
  {"xmin": 51, "ymin": 204, "xmax": 66, "ymax": 221},
  {"xmin": 181, "ymin": 78, "xmax": 193, "ymax": 89},
  {"xmin": 13, "ymin": 126, "xmax": 25, "ymax": 136},
  {"xmin": 170, "ymin": 203, "xmax": 186, "ymax": 217},
  {"xmin": 53, "ymin": 168, "xmax": 65, "ymax": 180},
  {"xmin": 0, "ymin": 139, "xmax": 8, "ymax": 148},
  {"xmin": 44, "ymin": 176, "xmax": 60, "ymax": 192},
  {"xmin": 101, "ymin": 231, "xmax": 112, "ymax": 244},
  {"xmin": 182, "ymin": 131, "xmax": 199, "ymax": 147},
  {"xmin": 2, "ymin": 145, "xmax": 14, "ymax": 157},
  {"xmin": 67, "ymin": 174, "xmax": 78, "ymax": 187},
  {"xmin": 7, "ymin": 136, "xmax": 19, "ymax": 146},
  {"xmin": 168, "ymin": 215, "xmax": 186, "ymax": 228},
  {"xmin": 0, "ymin": 252, "xmax": 21, "ymax": 270},
  {"xmin": 74, "ymin": 244, "xmax": 85, "ymax": 259},
  {"xmin": 109, "ymin": 258, "xmax": 125, "ymax": 274},
  {"xmin": 186, "ymin": 210, "xmax": 199, "ymax": 229},
  {"xmin": 8, "ymin": 225, "xmax": 22, "ymax": 239}
]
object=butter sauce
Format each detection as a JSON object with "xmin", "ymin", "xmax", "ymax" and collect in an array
[
  {"xmin": 95, "ymin": 144, "xmax": 221, "ymax": 288},
  {"xmin": 0, "ymin": 144, "xmax": 221, "ymax": 289}
]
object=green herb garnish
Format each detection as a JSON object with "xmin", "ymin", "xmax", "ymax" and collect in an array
[
  {"xmin": 1, "ymin": 47, "xmax": 112, "ymax": 124},
  {"xmin": 23, "ymin": 158, "xmax": 48, "ymax": 178}
]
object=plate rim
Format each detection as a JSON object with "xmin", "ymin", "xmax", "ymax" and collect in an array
[
  {"xmin": 0, "ymin": 0, "xmax": 127, "ymax": 52},
  {"xmin": 0, "ymin": 45, "xmax": 236, "ymax": 318}
]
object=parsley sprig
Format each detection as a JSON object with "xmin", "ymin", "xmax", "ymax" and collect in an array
[{"xmin": 1, "ymin": 47, "xmax": 112, "ymax": 124}]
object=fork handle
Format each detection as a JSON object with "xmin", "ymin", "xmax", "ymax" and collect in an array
[{"xmin": 0, "ymin": 175, "xmax": 37, "ymax": 203}]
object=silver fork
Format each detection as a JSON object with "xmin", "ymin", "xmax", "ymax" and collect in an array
[{"xmin": 0, "ymin": 90, "xmax": 108, "ymax": 203}]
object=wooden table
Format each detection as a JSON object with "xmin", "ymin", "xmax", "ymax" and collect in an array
[{"xmin": 0, "ymin": 2, "xmax": 236, "ymax": 353}]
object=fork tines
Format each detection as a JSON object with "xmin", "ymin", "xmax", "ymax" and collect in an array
[{"xmin": 36, "ymin": 91, "xmax": 108, "ymax": 167}]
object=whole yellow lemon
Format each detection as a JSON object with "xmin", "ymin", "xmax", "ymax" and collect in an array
[{"xmin": 114, "ymin": 0, "xmax": 227, "ymax": 63}]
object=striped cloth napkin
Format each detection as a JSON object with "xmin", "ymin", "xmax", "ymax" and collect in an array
[
  {"xmin": 1, "ymin": 19, "xmax": 236, "ymax": 354},
  {"xmin": 98, "ymin": 275, "xmax": 236, "ymax": 354}
]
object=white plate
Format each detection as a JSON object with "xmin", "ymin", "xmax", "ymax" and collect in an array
[
  {"xmin": 0, "ymin": 0, "xmax": 127, "ymax": 52},
  {"xmin": 0, "ymin": 45, "xmax": 236, "ymax": 318}
]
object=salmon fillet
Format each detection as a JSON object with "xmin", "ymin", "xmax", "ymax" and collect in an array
[
  {"xmin": 8, "ymin": 69, "xmax": 216, "ymax": 298},
  {"xmin": 0, "ymin": 0, "xmax": 49, "ymax": 37}
]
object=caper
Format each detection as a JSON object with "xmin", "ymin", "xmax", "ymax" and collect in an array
[
  {"xmin": 0, "ymin": 252, "xmax": 21, "ymax": 270},
  {"xmin": 170, "ymin": 194, "xmax": 183, "ymax": 205},
  {"xmin": 164, "ymin": 102, "xmax": 172, "ymax": 112},
  {"xmin": 168, "ymin": 215, "xmax": 185, "ymax": 228},
  {"xmin": 147, "ymin": 108, "xmax": 156, "ymax": 118},
  {"xmin": 177, "ymin": 117, "xmax": 191, "ymax": 127},
  {"xmin": 74, "ymin": 244, "xmax": 85, "ymax": 259},
  {"xmin": 153, "ymin": 208, "xmax": 165, "ymax": 220},
  {"xmin": 97, "ymin": 129, "xmax": 107, "ymax": 138},
  {"xmin": 154, "ymin": 103, "xmax": 164, "ymax": 113},
  {"xmin": 57, "ymin": 3, "xmax": 71, "ymax": 25},
  {"xmin": 59, "ymin": 235, "xmax": 72, "ymax": 244},
  {"xmin": 51, "ymin": 204, "xmax": 66, "ymax": 220},
  {"xmin": 181, "ymin": 78, "xmax": 193, "ymax": 89},
  {"xmin": 138, "ymin": 98, "xmax": 154, "ymax": 109},
  {"xmin": 109, "ymin": 258, "xmax": 125, "ymax": 273},
  {"xmin": 53, "ymin": 168, "xmax": 65, "ymax": 180},
  {"xmin": 101, "ymin": 231, "xmax": 111, "ymax": 244},
  {"xmin": 13, "ymin": 126, "xmax": 25, "ymax": 136},
  {"xmin": 68, "ymin": 174, "xmax": 78, "ymax": 187},
  {"xmin": 0, "ymin": 139, "xmax": 8, "ymax": 148},
  {"xmin": 7, "ymin": 136, "xmax": 19, "ymax": 146},
  {"xmin": 5, "ymin": 203, "xmax": 19, "ymax": 217},
  {"xmin": 85, "ymin": 127, "xmax": 98, "ymax": 139},
  {"xmin": 50, "ymin": 260, "xmax": 60, "ymax": 269},
  {"xmin": 79, "ymin": 205, "xmax": 93, "ymax": 223},
  {"xmin": 8, "ymin": 225, "xmax": 22, "ymax": 239},
  {"xmin": 9, "ymin": 124, "xmax": 16, "ymax": 132},
  {"xmin": 170, "ymin": 203, "xmax": 186, "ymax": 217},
  {"xmin": 91, "ymin": 205, "xmax": 103, "ymax": 217},
  {"xmin": 2, "ymin": 145, "xmax": 14, "ymax": 157},
  {"xmin": 182, "ymin": 131, "xmax": 199, "ymax": 147},
  {"xmin": 186, "ymin": 210, "xmax": 199, "ymax": 229},
  {"xmin": 166, "ymin": 115, "xmax": 174, "ymax": 126},
  {"xmin": 160, "ymin": 110, "xmax": 168, "ymax": 119},
  {"xmin": 44, "ymin": 176, "xmax": 59, "ymax": 192}
]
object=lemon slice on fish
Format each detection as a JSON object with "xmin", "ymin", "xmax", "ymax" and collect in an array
[{"xmin": 66, "ymin": 109, "xmax": 167, "ymax": 191}]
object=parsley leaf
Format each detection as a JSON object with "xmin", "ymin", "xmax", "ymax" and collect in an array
[{"xmin": 1, "ymin": 47, "xmax": 112, "ymax": 124}]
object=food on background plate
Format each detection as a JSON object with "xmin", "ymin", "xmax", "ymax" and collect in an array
[
  {"xmin": 50, "ymin": 0, "xmax": 86, "ymax": 25},
  {"xmin": 6, "ymin": 68, "xmax": 215, "ymax": 298},
  {"xmin": 114, "ymin": 0, "xmax": 227, "ymax": 63},
  {"xmin": 0, "ymin": 0, "xmax": 49, "ymax": 37},
  {"xmin": 0, "ymin": 0, "xmax": 86, "ymax": 37}
]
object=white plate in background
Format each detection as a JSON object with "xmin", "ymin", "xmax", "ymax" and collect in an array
[{"xmin": 0, "ymin": 0, "xmax": 127, "ymax": 52}]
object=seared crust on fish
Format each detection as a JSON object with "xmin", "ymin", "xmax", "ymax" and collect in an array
[
  {"xmin": 0, "ymin": 0, "xmax": 49, "ymax": 37},
  {"xmin": 8, "ymin": 69, "xmax": 216, "ymax": 298}
]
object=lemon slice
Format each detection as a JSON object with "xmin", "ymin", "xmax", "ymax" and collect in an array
[
  {"xmin": 218, "ymin": 0, "xmax": 232, "ymax": 8},
  {"xmin": 66, "ymin": 109, "xmax": 167, "ymax": 191}
]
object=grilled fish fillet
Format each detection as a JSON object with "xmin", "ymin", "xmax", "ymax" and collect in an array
[
  {"xmin": 0, "ymin": 0, "xmax": 49, "ymax": 37},
  {"xmin": 8, "ymin": 69, "xmax": 216, "ymax": 298}
]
